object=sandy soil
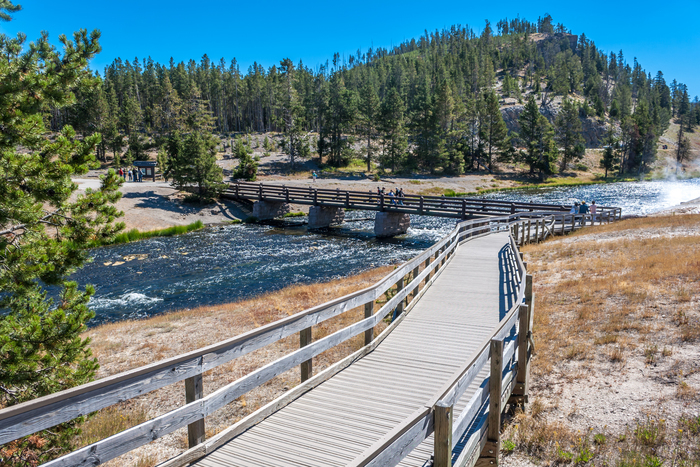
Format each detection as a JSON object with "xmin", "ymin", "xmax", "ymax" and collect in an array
[{"xmin": 73, "ymin": 178, "xmax": 250, "ymax": 231}]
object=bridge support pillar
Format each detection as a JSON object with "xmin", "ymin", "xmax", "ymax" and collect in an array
[
  {"xmin": 374, "ymin": 212, "xmax": 410, "ymax": 237},
  {"xmin": 252, "ymin": 200, "xmax": 291, "ymax": 220},
  {"xmin": 308, "ymin": 206, "xmax": 345, "ymax": 229}
]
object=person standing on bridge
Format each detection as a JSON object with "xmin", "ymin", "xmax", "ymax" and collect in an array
[
  {"xmin": 312, "ymin": 171, "xmax": 317, "ymax": 182},
  {"xmin": 388, "ymin": 189, "xmax": 396, "ymax": 205},
  {"xmin": 579, "ymin": 201, "xmax": 589, "ymax": 214}
]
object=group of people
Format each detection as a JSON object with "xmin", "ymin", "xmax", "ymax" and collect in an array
[
  {"xmin": 570, "ymin": 200, "xmax": 597, "ymax": 216},
  {"xmin": 376, "ymin": 187, "xmax": 406, "ymax": 205},
  {"xmin": 118, "ymin": 167, "xmax": 144, "ymax": 182}
]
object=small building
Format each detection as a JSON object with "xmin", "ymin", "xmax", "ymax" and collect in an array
[{"xmin": 134, "ymin": 161, "xmax": 157, "ymax": 182}]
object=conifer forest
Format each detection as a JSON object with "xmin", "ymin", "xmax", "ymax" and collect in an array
[{"xmin": 55, "ymin": 14, "xmax": 700, "ymax": 180}]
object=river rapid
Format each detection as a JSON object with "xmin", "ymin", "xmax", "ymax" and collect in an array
[{"xmin": 74, "ymin": 178, "xmax": 700, "ymax": 325}]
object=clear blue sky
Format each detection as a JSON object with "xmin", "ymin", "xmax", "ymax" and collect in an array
[{"xmin": 2, "ymin": 1, "xmax": 699, "ymax": 98}]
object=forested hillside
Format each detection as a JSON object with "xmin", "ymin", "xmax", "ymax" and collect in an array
[{"xmin": 58, "ymin": 14, "xmax": 700, "ymax": 178}]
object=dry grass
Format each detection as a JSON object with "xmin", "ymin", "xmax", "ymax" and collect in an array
[
  {"xmin": 503, "ymin": 214, "xmax": 700, "ymax": 467},
  {"xmin": 75, "ymin": 403, "xmax": 149, "ymax": 448},
  {"xmin": 80, "ymin": 265, "xmax": 395, "ymax": 465}
]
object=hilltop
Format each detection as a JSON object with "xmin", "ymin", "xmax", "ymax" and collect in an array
[{"xmin": 58, "ymin": 14, "xmax": 698, "ymax": 186}]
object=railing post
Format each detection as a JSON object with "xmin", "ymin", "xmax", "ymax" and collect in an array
[
  {"xmin": 313, "ymin": 189, "xmax": 318, "ymax": 206},
  {"xmin": 393, "ymin": 276, "xmax": 405, "ymax": 319},
  {"xmin": 525, "ymin": 273, "xmax": 534, "ymax": 331},
  {"xmin": 235, "ymin": 183, "xmax": 239, "ymax": 198},
  {"xmin": 380, "ymin": 193, "xmax": 385, "ymax": 211},
  {"xmin": 419, "ymin": 196, "xmax": 424, "ymax": 214},
  {"xmin": 526, "ymin": 219, "xmax": 532, "ymax": 244},
  {"xmin": 534, "ymin": 219, "xmax": 540, "ymax": 243},
  {"xmin": 345, "ymin": 192, "xmax": 350, "ymax": 208},
  {"xmin": 511, "ymin": 304, "xmax": 531, "ymax": 404},
  {"xmin": 412, "ymin": 265, "xmax": 420, "ymax": 299},
  {"xmin": 185, "ymin": 374, "xmax": 205, "ymax": 448},
  {"xmin": 434, "ymin": 402, "xmax": 454, "ymax": 467},
  {"xmin": 284, "ymin": 186, "xmax": 289, "ymax": 202},
  {"xmin": 424, "ymin": 257, "xmax": 431, "ymax": 284},
  {"xmin": 479, "ymin": 338, "xmax": 503, "ymax": 467},
  {"xmin": 461, "ymin": 199, "xmax": 467, "ymax": 220},
  {"xmin": 364, "ymin": 302, "xmax": 374, "ymax": 346},
  {"xmin": 300, "ymin": 327, "xmax": 313, "ymax": 382}
]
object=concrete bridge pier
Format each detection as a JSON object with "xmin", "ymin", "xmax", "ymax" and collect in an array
[
  {"xmin": 308, "ymin": 206, "xmax": 345, "ymax": 229},
  {"xmin": 252, "ymin": 200, "xmax": 291, "ymax": 220},
  {"xmin": 374, "ymin": 212, "xmax": 411, "ymax": 237}
]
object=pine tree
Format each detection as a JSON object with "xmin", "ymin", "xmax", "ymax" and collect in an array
[
  {"xmin": 325, "ymin": 75, "xmax": 356, "ymax": 166},
  {"xmin": 478, "ymin": 91, "xmax": 509, "ymax": 171},
  {"xmin": 279, "ymin": 58, "xmax": 307, "ymax": 168},
  {"xmin": 429, "ymin": 80, "xmax": 454, "ymax": 173},
  {"xmin": 120, "ymin": 89, "xmax": 142, "ymax": 136},
  {"xmin": 409, "ymin": 75, "xmax": 433, "ymax": 171},
  {"xmin": 599, "ymin": 127, "xmax": 619, "ymax": 178},
  {"xmin": 359, "ymin": 80, "xmax": 380, "ymax": 172},
  {"xmin": 517, "ymin": 96, "xmax": 557, "ymax": 179},
  {"xmin": 157, "ymin": 146, "xmax": 168, "ymax": 180},
  {"xmin": 165, "ymin": 131, "xmax": 226, "ymax": 200},
  {"xmin": 0, "ymin": 8, "xmax": 124, "ymax": 463},
  {"xmin": 0, "ymin": 0, "xmax": 21, "ymax": 21},
  {"xmin": 231, "ymin": 136, "xmax": 258, "ymax": 181},
  {"xmin": 554, "ymin": 98, "xmax": 585, "ymax": 172},
  {"xmin": 379, "ymin": 87, "xmax": 408, "ymax": 172}
]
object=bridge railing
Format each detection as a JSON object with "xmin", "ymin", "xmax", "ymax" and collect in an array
[
  {"xmin": 227, "ymin": 182, "xmax": 621, "ymax": 219},
  {"xmin": 0, "ymin": 215, "xmax": 505, "ymax": 466}
]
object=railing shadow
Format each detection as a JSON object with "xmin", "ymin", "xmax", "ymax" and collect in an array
[{"xmin": 498, "ymin": 243, "xmax": 520, "ymax": 321}]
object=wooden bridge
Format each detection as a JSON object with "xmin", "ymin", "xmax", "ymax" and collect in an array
[
  {"xmin": 0, "ymin": 211, "xmax": 617, "ymax": 467},
  {"xmin": 223, "ymin": 182, "xmax": 621, "ymax": 236}
]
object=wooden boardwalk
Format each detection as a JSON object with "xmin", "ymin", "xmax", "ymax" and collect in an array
[
  {"xmin": 193, "ymin": 232, "xmax": 519, "ymax": 467},
  {"xmin": 0, "ymin": 214, "xmax": 560, "ymax": 467}
]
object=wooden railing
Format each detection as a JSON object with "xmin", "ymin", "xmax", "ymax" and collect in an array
[
  {"xmin": 225, "ymin": 182, "xmax": 622, "ymax": 221},
  {"xmin": 0, "ymin": 210, "xmax": 605, "ymax": 466}
]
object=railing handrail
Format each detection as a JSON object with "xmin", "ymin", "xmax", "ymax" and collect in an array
[{"xmin": 228, "ymin": 182, "xmax": 622, "ymax": 215}]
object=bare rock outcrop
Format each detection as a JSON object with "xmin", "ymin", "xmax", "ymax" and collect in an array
[{"xmin": 500, "ymin": 104, "xmax": 607, "ymax": 148}]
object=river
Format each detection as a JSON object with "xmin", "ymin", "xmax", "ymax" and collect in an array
[{"xmin": 73, "ymin": 177, "xmax": 700, "ymax": 325}]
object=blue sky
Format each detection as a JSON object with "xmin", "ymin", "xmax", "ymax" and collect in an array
[{"xmin": 2, "ymin": 1, "xmax": 699, "ymax": 97}]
